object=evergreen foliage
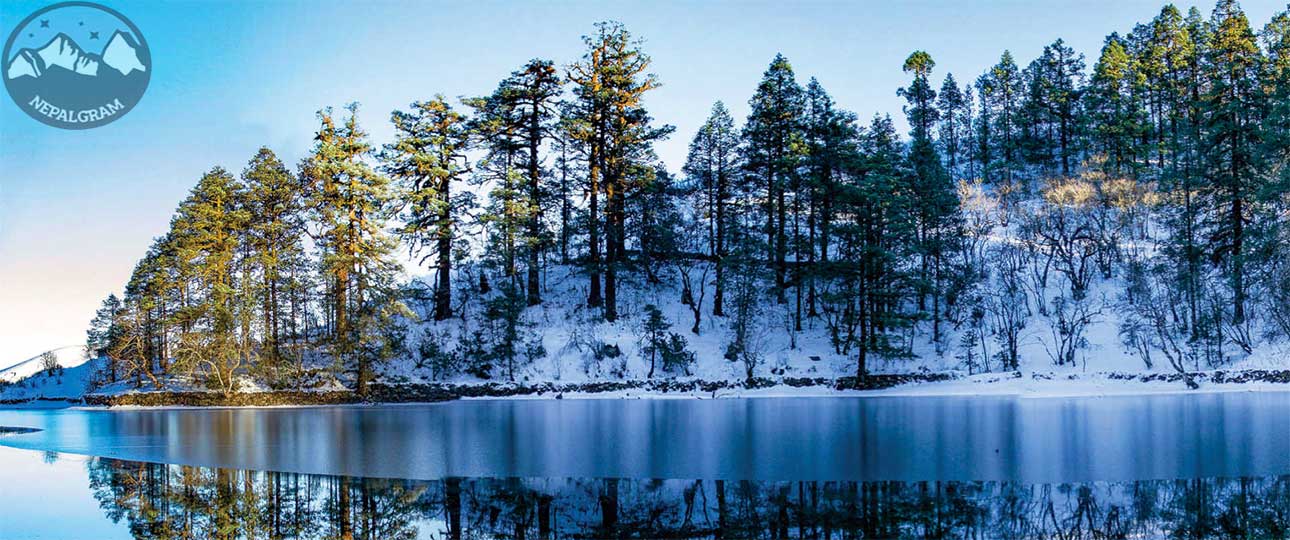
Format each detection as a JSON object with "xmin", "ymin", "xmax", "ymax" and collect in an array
[{"xmin": 90, "ymin": 6, "xmax": 1290, "ymax": 391}]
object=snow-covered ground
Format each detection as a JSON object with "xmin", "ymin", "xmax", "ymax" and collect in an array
[
  {"xmin": 3, "ymin": 256, "xmax": 1288, "ymax": 404},
  {"xmin": 0, "ymin": 345, "xmax": 88, "ymax": 382},
  {"xmin": 0, "ymin": 346, "xmax": 98, "ymax": 401},
  {"xmin": 383, "ymin": 264, "xmax": 1290, "ymax": 386}
]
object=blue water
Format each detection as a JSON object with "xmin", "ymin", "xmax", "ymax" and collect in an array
[
  {"xmin": 2, "ymin": 393, "xmax": 1290, "ymax": 538},
  {"xmin": 3, "ymin": 393, "xmax": 1290, "ymax": 483}
]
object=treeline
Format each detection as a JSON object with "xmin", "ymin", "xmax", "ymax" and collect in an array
[{"xmin": 86, "ymin": 2, "xmax": 1290, "ymax": 394}]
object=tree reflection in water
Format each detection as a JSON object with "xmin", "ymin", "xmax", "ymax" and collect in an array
[{"xmin": 86, "ymin": 457, "xmax": 1290, "ymax": 539}]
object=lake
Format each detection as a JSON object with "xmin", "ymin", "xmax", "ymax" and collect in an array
[{"xmin": 2, "ymin": 392, "xmax": 1289, "ymax": 538}]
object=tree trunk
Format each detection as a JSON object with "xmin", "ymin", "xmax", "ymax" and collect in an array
[
  {"xmin": 527, "ymin": 103, "xmax": 542, "ymax": 306},
  {"xmin": 713, "ymin": 168, "xmax": 727, "ymax": 317},
  {"xmin": 776, "ymin": 179, "xmax": 788, "ymax": 304},
  {"xmin": 715, "ymin": 480, "xmax": 728, "ymax": 540},
  {"xmin": 446, "ymin": 478, "xmax": 462, "ymax": 540},
  {"xmin": 599, "ymin": 479, "xmax": 619, "ymax": 538},
  {"xmin": 588, "ymin": 143, "xmax": 603, "ymax": 309},
  {"xmin": 434, "ymin": 173, "xmax": 453, "ymax": 321}
]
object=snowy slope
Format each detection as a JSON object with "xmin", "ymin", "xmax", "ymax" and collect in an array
[
  {"xmin": 387, "ymin": 264, "xmax": 1289, "ymax": 388},
  {"xmin": 0, "ymin": 362, "xmax": 100, "ymax": 401},
  {"xmin": 0, "ymin": 346, "xmax": 89, "ymax": 383},
  {"xmin": 0, "ymin": 348, "xmax": 101, "ymax": 402}
]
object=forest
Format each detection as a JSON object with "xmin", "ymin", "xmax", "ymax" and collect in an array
[{"xmin": 82, "ymin": 1, "xmax": 1290, "ymax": 396}]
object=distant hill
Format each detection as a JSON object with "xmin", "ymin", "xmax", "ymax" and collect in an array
[{"xmin": 0, "ymin": 345, "xmax": 88, "ymax": 383}]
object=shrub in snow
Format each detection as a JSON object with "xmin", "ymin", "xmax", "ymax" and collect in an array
[
  {"xmin": 661, "ymin": 334, "xmax": 696, "ymax": 375},
  {"xmin": 470, "ymin": 283, "xmax": 545, "ymax": 381},
  {"xmin": 987, "ymin": 244, "xmax": 1030, "ymax": 371},
  {"xmin": 461, "ymin": 330, "xmax": 494, "ymax": 380},
  {"xmin": 639, "ymin": 304, "xmax": 695, "ymax": 377},
  {"xmin": 562, "ymin": 309, "xmax": 627, "ymax": 379},
  {"xmin": 724, "ymin": 255, "xmax": 766, "ymax": 381},
  {"xmin": 1045, "ymin": 294, "xmax": 1101, "ymax": 368},
  {"xmin": 40, "ymin": 351, "xmax": 59, "ymax": 375},
  {"xmin": 596, "ymin": 343, "xmax": 621, "ymax": 361},
  {"xmin": 417, "ymin": 334, "xmax": 461, "ymax": 381},
  {"xmin": 586, "ymin": 343, "xmax": 626, "ymax": 379}
]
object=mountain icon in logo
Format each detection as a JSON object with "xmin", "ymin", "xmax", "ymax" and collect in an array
[
  {"xmin": 6, "ymin": 31, "xmax": 146, "ymax": 80},
  {"xmin": 3, "ymin": 2, "xmax": 151, "ymax": 129}
]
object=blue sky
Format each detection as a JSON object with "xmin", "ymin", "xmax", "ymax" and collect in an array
[{"xmin": 0, "ymin": 0, "xmax": 1284, "ymax": 362}]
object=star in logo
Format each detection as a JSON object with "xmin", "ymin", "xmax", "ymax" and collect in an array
[
  {"xmin": 40, "ymin": 19, "xmax": 49, "ymax": 28},
  {"xmin": 90, "ymin": 31, "xmax": 99, "ymax": 40}
]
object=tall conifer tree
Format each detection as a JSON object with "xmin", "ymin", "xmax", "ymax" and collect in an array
[
  {"xmin": 683, "ymin": 102, "xmax": 739, "ymax": 317},
  {"xmin": 384, "ymin": 97, "xmax": 471, "ymax": 321},
  {"xmin": 301, "ymin": 104, "xmax": 404, "ymax": 396},
  {"xmin": 743, "ymin": 54, "xmax": 805, "ymax": 304},
  {"xmin": 1201, "ymin": 0, "xmax": 1264, "ymax": 326}
]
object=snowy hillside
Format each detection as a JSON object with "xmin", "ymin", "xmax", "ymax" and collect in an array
[
  {"xmin": 0, "ymin": 346, "xmax": 99, "ymax": 401},
  {"xmin": 0, "ymin": 346, "xmax": 88, "ymax": 383},
  {"xmin": 383, "ymin": 263, "xmax": 1290, "ymax": 388}
]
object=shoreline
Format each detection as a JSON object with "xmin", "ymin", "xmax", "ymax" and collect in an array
[{"xmin": 3, "ymin": 369, "xmax": 1289, "ymax": 408}]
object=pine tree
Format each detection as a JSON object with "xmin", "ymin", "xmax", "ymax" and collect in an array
[
  {"xmin": 972, "ymin": 75, "xmax": 994, "ymax": 187},
  {"xmin": 831, "ymin": 115, "xmax": 917, "ymax": 380},
  {"xmin": 635, "ymin": 165, "xmax": 681, "ymax": 284},
  {"xmin": 551, "ymin": 122, "xmax": 581, "ymax": 264},
  {"xmin": 482, "ymin": 282, "xmax": 542, "ymax": 381},
  {"xmin": 899, "ymin": 51, "xmax": 960, "ymax": 345},
  {"xmin": 1260, "ymin": 8, "xmax": 1289, "ymax": 189},
  {"xmin": 565, "ymin": 23, "xmax": 623, "ymax": 315},
  {"xmin": 108, "ymin": 281, "xmax": 153, "ymax": 388},
  {"xmin": 1201, "ymin": 0, "xmax": 1264, "ymax": 327},
  {"xmin": 565, "ymin": 30, "xmax": 609, "ymax": 311},
  {"xmin": 900, "ymin": 51, "xmax": 940, "ymax": 141},
  {"xmin": 383, "ymin": 96, "xmax": 471, "ymax": 321},
  {"xmin": 301, "ymin": 104, "xmax": 405, "ymax": 396},
  {"xmin": 1025, "ymin": 39, "xmax": 1085, "ymax": 175},
  {"xmin": 1087, "ymin": 35, "xmax": 1144, "ymax": 175},
  {"xmin": 1149, "ymin": 5, "xmax": 1206, "ymax": 340},
  {"xmin": 86, "ymin": 293, "xmax": 124, "ymax": 380},
  {"xmin": 1260, "ymin": 7, "xmax": 1290, "ymax": 340},
  {"xmin": 640, "ymin": 304, "xmax": 669, "ymax": 378},
  {"xmin": 467, "ymin": 83, "xmax": 525, "ymax": 284},
  {"xmin": 569, "ymin": 21, "xmax": 671, "ymax": 321},
  {"xmin": 170, "ymin": 167, "xmax": 249, "ymax": 395},
  {"xmin": 743, "ymin": 54, "xmax": 805, "ymax": 304},
  {"xmin": 241, "ymin": 148, "xmax": 304, "ymax": 372},
  {"xmin": 803, "ymin": 79, "xmax": 855, "ymax": 320},
  {"xmin": 1141, "ymin": 6, "xmax": 1193, "ymax": 171},
  {"xmin": 936, "ymin": 73, "xmax": 968, "ymax": 181},
  {"xmin": 501, "ymin": 60, "xmax": 562, "ymax": 306},
  {"xmin": 113, "ymin": 229, "xmax": 183, "ymax": 381},
  {"xmin": 981, "ymin": 51, "xmax": 1024, "ymax": 196},
  {"xmin": 477, "ymin": 167, "xmax": 527, "ymax": 293},
  {"xmin": 86, "ymin": 293, "xmax": 123, "ymax": 358},
  {"xmin": 722, "ymin": 194, "xmax": 770, "ymax": 381},
  {"xmin": 682, "ymin": 101, "xmax": 739, "ymax": 316}
]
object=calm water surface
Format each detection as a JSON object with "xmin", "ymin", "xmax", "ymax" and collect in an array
[{"xmin": 1, "ymin": 392, "xmax": 1289, "ymax": 538}]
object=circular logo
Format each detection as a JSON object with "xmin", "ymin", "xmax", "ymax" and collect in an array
[{"xmin": 3, "ymin": 2, "xmax": 150, "ymax": 129}]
